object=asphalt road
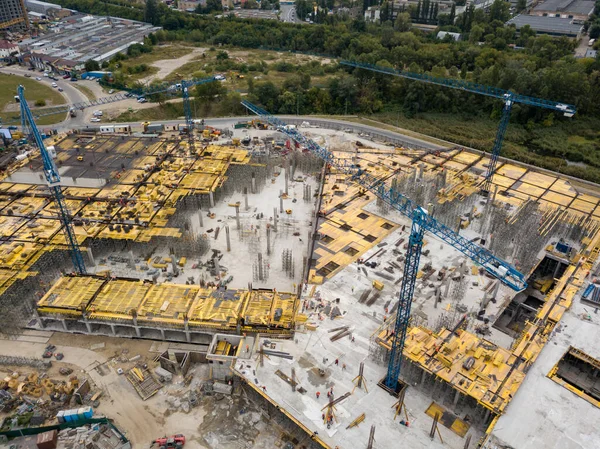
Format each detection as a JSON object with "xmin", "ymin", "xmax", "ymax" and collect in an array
[
  {"xmin": 280, "ymin": 4, "xmax": 299, "ymax": 23},
  {"xmin": 66, "ymin": 115, "xmax": 448, "ymax": 151},
  {"xmin": 1, "ymin": 66, "xmax": 88, "ymax": 127}
]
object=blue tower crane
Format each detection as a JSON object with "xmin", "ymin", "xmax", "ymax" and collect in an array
[
  {"xmin": 340, "ymin": 61, "xmax": 576, "ymax": 195},
  {"xmin": 10, "ymin": 76, "xmax": 216, "ymax": 129},
  {"xmin": 241, "ymin": 99, "xmax": 527, "ymax": 390},
  {"xmin": 18, "ymin": 85, "xmax": 86, "ymax": 274}
]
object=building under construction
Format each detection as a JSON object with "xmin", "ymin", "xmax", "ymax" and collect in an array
[{"xmin": 1, "ymin": 121, "xmax": 600, "ymax": 449}]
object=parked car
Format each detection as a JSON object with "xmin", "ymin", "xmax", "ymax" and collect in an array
[
  {"xmin": 24, "ymin": 73, "xmax": 31, "ymax": 77},
  {"xmin": 43, "ymin": 72, "xmax": 49, "ymax": 77},
  {"xmin": 137, "ymin": 97, "xmax": 147, "ymax": 103},
  {"xmin": 51, "ymin": 82, "xmax": 58, "ymax": 88},
  {"xmin": 58, "ymin": 88, "xmax": 64, "ymax": 92},
  {"xmin": 108, "ymin": 89, "xmax": 114, "ymax": 94},
  {"xmin": 8, "ymin": 126, "xmax": 18, "ymax": 131},
  {"xmin": 63, "ymin": 74, "xmax": 70, "ymax": 79},
  {"xmin": 93, "ymin": 110, "xmax": 103, "ymax": 116},
  {"xmin": 90, "ymin": 117, "xmax": 101, "ymax": 122},
  {"xmin": 35, "ymin": 77, "xmax": 41, "ymax": 81},
  {"xmin": 27, "ymin": 67, "xmax": 35, "ymax": 71},
  {"xmin": 70, "ymin": 77, "xmax": 77, "ymax": 82}
]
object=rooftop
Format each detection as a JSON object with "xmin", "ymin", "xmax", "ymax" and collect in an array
[
  {"xmin": 507, "ymin": 14, "xmax": 583, "ymax": 35},
  {"xmin": 532, "ymin": 0, "xmax": 595, "ymax": 15}
]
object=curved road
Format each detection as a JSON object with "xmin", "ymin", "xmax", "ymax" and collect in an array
[{"xmin": 1, "ymin": 66, "xmax": 88, "ymax": 126}]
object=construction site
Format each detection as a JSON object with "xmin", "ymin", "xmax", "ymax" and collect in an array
[{"xmin": 0, "ymin": 65, "xmax": 600, "ymax": 449}]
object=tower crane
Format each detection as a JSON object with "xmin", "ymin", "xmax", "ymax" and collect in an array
[
  {"xmin": 241, "ymin": 100, "xmax": 527, "ymax": 390},
  {"xmin": 14, "ymin": 76, "xmax": 216, "ymax": 147},
  {"xmin": 18, "ymin": 85, "xmax": 86, "ymax": 274},
  {"xmin": 340, "ymin": 61, "xmax": 576, "ymax": 195},
  {"xmin": 15, "ymin": 77, "xmax": 216, "ymax": 273}
]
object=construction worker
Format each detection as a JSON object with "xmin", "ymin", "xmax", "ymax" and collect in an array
[
  {"xmin": 335, "ymin": 358, "xmax": 339, "ymax": 365},
  {"xmin": 342, "ymin": 363, "xmax": 346, "ymax": 371},
  {"xmin": 316, "ymin": 391, "xmax": 320, "ymax": 399}
]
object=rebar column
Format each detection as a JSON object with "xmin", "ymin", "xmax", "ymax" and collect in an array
[
  {"xmin": 251, "ymin": 172, "xmax": 256, "ymax": 194},
  {"xmin": 273, "ymin": 207, "xmax": 278, "ymax": 232},
  {"xmin": 280, "ymin": 190, "xmax": 284, "ymax": 213},
  {"xmin": 244, "ymin": 187, "xmax": 249, "ymax": 211},
  {"xmin": 214, "ymin": 257, "xmax": 220, "ymax": 279},
  {"xmin": 258, "ymin": 253, "xmax": 264, "ymax": 280},
  {"xmin": 235, "ymin": 205, "xmax": 241, "ymax": 230},
  {"xmin": 267, "ymin": 226, "xmax": 271, "ymax": 256},
  {"xmin": 226, "ymin": 225, "xmax": 231, "ymax": 252},
  {"xmin": 285, "ymin": 163, "xmax": 289, "ymax": 195},
  {"xmin": 86, "ymin": 248, "xmax": 95, "ymax": 267},
  {"xmin": 199, "ymin": 209, "xmax": 204, "ymax": 228}
]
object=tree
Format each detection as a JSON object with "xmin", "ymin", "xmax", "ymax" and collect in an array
[
  {"xmin": 449, "ymin": 3, "xmax": 455, "ymax": 23},
  {"xmin": 144, "ymin": 0, "xmax": 159, "ymax": 25},
  {"xmin": 431, "ymin": 2, "xmax": 438, "ymax": 20},
  {"xmin": 198, "ymin": 0, "xmax": 222, "ymax": 13},
  {"xmin": 295, "ymin": 0, "xmax": 310, "ymax": 20},
  {"xmin": 422, "ymin": 0, "xmax": 430, "ymax": 22},
  {"xmin": 216, "ymin": 50, "xmax": 229, "ymax": 60},
  {"xmin": 395, "ymin": 12, "xmax": 412, "ymax": 31},
  {"xmin": 196, "ymin": 80, "xmax": 227, "ymax": 104},
  {"xmin": 489, "ymin": 0, "xmax": 510, "ymax": 22},
  {"xmin": 590, "ymin": 24, "xmax": 600, "ymax": 40},
  {"xmin": 516, "ymin": 0, "xmax": 526, "ymax": 12},
  {"xmin": 468, "ymin": 24, "xmax": 484, "ymax": 43},
  {"xmin": 415, "ymin": 0, "xmax": 421, "ymax": 20},
  {"xmin": 85, "ymin": 59, "xmax": 100, "ymax": 72},
  {"xmin": 243, "ymin": 0, "xmax": 259, "ymax": 8}
]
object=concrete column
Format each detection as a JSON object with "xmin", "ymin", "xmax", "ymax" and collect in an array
[
  {"xmin": 251, "ymin": 172, "xmax": 256, "ymax": 194},
  {"xmin": 214, "ymin": 257, "xmax": 220, "ymax": 278},
  {"xmin": 492, "ymin": 184, "xmax": 498, "ymax": 203},
  {"xmin": 85, "ymin": 320, "xmax": 92, "ymax": 333},
  {"xmin": 267, "ymin": 226, "xmax": 271, "ymax": 256},
  {"xmin": 235, "ymin": 205, "xmax": 240, "ymax": 230},
  {"xmin": 435, "ymin": 287, "xmax": 441, "ymax": 308},
  {"xmin": 225, "ymin": 225, "xmax": 231, "ymax": 252},
  {"xmin": 454, "ymin": 389, "xmax": 461, "ymax": 406},
  {"xmin": 553, "ymin": 260, "xmax": 562, "ymax": 279},
  {"xmin": 209, "ymin": 191, "xmax": 215, "ymax": 207},
  {"xmin": 419, "ymin": 163, "xmax": 424, "ymax": 180},
  {"xmin": 420, "ymin": 369, "xmax": 427, "ymax": 385},
  {"xmin": 160, "ymin": 328, "xmax": 166, "ymax": 340},
  {"xmin": 244, "ymin": 187, "xmax": 249, "ymax": 211},
  {"xmin": 258, "ymin": 253, "xmax": 264, "ymax": 280},
  {"xmin": 470, "ymin": 204, "xmax": 476, "ymax": 221},
  {"xmin": 135, "ymin": 327, "xmax": 141, "ymax": 338},
  {"xmin": 86, "ymin": 248, "xmax": 95, "ymax": 267},
  {"xmin": 199, "ymin": 208, "xmax": 204, "ymax": 228},
  {"xmin": 483, "ymin": 408, "xmax": 491, "ymax": 423},
  {"xmin": 273, "ymin": 207, "xmax": 278, "ymax": 232},
  {"xmin": 61, "ymin": 319, "xmax": 68, "ymax": 331},
  {"xmin": 444, "ymin": 279, "xmax": 451, "ymax": 297},
  {"xmin": 110, "ymin": 324, "xmax": 116, "ymax": 336},
  {"xmin": 185, "ymin": 332, "xmax": 191, "ymax": 343},
  {"xmin": 285, "ymin": 164, "xmax": 289, "ymax": 195},
  {"xmin": 280, "ymin": 190, "xmax": 284, "ymax": 213},
  {"xmin": 491, "ymin": 280, "xmax": 501, "ymax": 301}
]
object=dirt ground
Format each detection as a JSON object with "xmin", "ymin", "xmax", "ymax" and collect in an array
[{"xmin": 0, "ymin": 332, "xmax": 291, "ymax": 449}]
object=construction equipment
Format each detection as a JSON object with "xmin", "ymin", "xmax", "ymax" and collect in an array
[
  {"xmin": 18, "ymin": 85, "xmax": 86, "ymax": 274},
  {"xmin": 346, "ymin": 413, "xmax": 365, "ymax": 429},
  {"xmin": 341, "ymin": 61, "xmax": 577, "ymax": 195},
  {"xmin": 155, "ymin": 434, "xmax": 185, "ymax": 449},
  {"xmin": 241, "ymin": 100, "xmax": 527, "ymax": 392}
]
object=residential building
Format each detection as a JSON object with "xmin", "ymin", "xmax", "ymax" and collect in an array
[
  {"xmin": 364, "ymin": 6, "xmax": 381, "ymax": 22},
  {"xmin": 24, "ymin": 0, "xmax": 61, "ymax": 15},
  {"xmin": 0, "ymin": 40, "xmax": 21, "ymax": 60},
  {"xmin": 178, "ymin": 0, "xmax": 206, "ymax": 12},
  {"xmin": 531, "ymin": 0, "xmax": 594, "ymax": 22},
  {"xmin": 0, "ymin": 0, "xmax": 29, "ymax": 31},
  {"xmin": 507, "ymin": 14, "xmax": 583, "ymax": 38}
]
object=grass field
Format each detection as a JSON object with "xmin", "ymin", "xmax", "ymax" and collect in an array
[
  {"xmin": 73, "ymin": 84, "xmax": 96, "ymax": 101},
  {"xmin": 0, "ymin": 73, "xmax": 66, "ymax": 126}
]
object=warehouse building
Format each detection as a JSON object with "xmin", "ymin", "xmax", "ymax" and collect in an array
[{"xmin": 507, "ymin": 14, "xmax": 584, "ymax": 37}]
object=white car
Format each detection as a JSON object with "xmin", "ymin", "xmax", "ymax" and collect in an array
[
  {"xmin": 93, "ymin": 110, "xmax": 103, "ymax": 116},
  {"xmin": 90, "ymin": 117, "xmax": 101, "ymax": 122},
  {"xmin": 51, "ymin": 82, "xmax": 58, "ymax": 88},
  {"xmin": 214, "ymin": 75, "xmax": 225, "ymax": 81},
  {"xmin": 137, "ymin": 97, "xmax": 147, "ymax": 103},
  {"xmin": 35, "ymin": 77, "xmax": 41, "ymax": 81},
  {"xmin": 108, "ymin": 89, "xmax": 114, "ymax": 94}
]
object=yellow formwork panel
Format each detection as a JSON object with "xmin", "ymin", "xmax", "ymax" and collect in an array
[
  {"xmin": 496, "ymin": 163, "xmax": 527, "ymax": 179},
  {"xmin": 38, "ymin": 276, "xmax": 105, "ymax": 312},
  {"xmin": 514, "ymin": 182, "xmax": 546, "ymax": 198},
  {"xmin": 541, "ymin": 191, "xmax": 573, "ymax": 207},
  {"xmin": 443, "ymin": 160, "xmax": 468, "ymax": 173},
  {"xmin": 452, "ymin": 151, "xmax": 481, "ymax": 165},
  {"xmin": 377, "ymin": 325, "xmax": 526, "ymax": 414},
  {"xmin": 549, "ymin": 178, "xmax": 578, "ymax": 196},
  {"xmin": 570, "ymin": 198, "xmax": 596, "ymax": 214},
  {"xmin": 242, "ymin": 290, "xmax": 297, "ymax": 329},
  {"xmin": 89, "ymin": 279, "xmax": 151, "ymax": 320},
  {"xmin": 137, "ymin": 283, "xmax": 199, "ymax": 325},
  {"xmin": 521, "ymin": 171, "xmax": 556, "ymax": 189},
  {"xmin": 188, "ymin": 288, "xmax": 244, "ymax": 328}
]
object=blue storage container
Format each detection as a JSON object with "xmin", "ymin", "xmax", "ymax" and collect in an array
[
  {"xmin": 56, "ymin": 410, "xmax": 64, "ymax": 424},
  {"xmin": 82, "ymin": 406, "xmax": 93, "ymax": 419},
  {"xmin": 63, "ymin": 410, "xmax": 73, "ymax": 422}
]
